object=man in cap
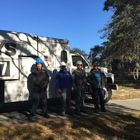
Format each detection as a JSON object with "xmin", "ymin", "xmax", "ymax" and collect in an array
[
  {"xmin": 28, "ymin": 58, "xmax": 50, "ymax": 120},
  {"xmin": 72, "ymin": 61, "xmax": 87, "ymax": 115},
  {"xmin": 87, "ymin": 63, "xmax": 107, "ymax": 113},
  {"xmin": 56, "ymin": 62, "xmax": 74, "ymax": 116}
]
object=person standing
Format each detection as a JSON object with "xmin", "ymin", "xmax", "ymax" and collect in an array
[
  {"xmin": 28, "ymin": 58, "xmax": 50, "ymax": 120},
  {"xmin": 87, "ymin": 63, "xmax": 107, "ymax": 113},
  {"xmin": 56, "ymin": 62, "xmax": 74, "ymax": 116},
  {"xmin": 72, "ymin": 61, "xmax": 87, "ymax": 115}
]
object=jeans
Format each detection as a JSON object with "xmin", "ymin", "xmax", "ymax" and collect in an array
[
  {"xmin": 59, "ymin": 88, "xmax": 71, "ymax": 112},
  {"xmin": 92, "ymin": 88, "xmax": 105, "ymax": 109},
  {"xmin": 75, "ymin": 86, "xmax": 85, "ymax": 111},
  {"xmin": 30, "ymin": 90, "xmax": 47, "ymax": 115}
]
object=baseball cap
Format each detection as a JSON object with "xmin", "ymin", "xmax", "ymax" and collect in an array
[
  {"xmin": 60, "ymin": 62, "xmax": 66, "ymax": 66},
  {"xmin": 77, "ymin": 61, "xmax": 83, "ymax": 65}
]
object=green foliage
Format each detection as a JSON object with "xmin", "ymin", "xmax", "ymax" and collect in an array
[
  {"xmin": 70, "ymin": 47, "xmax": 87, "ymax": 59},
  {"xmin": 101, "ymin": 0, "xmax": 140, "ymax": 74},
  {"xmin": 88, "ymin": 45, "xmax": 106, "ymax": 65},
  {"xmin": 103, "ymin": 0, "xmax": 116, "ymax": 11}
]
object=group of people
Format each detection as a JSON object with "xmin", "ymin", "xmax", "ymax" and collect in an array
[{"xmin": 28, "ymin": 58, "xmax": 107, "ymax": 120}]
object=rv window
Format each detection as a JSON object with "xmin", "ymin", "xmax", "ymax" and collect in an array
[
  {"xmin": 61, "ymin": 50, "xmax": 67, "ymax": 63},
  {"xmin": 72, "ymin": 55, "xmax": 88, "ymax": 67}
]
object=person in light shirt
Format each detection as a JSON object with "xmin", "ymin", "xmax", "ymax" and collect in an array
[{"xmin": 87, "ymin": 63, "xmax": 107, "ymax": 113}]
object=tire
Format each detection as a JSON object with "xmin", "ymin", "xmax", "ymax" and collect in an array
[
  {"xmin": 104, "ymin": 88, "xmax": 112, "ymax": 103},
  {"xmin": 107, "ymin": 77, "xmax": 113, "ymax": 83},
  {"xmin": 87, "ymin": 86, "xmax": 112, "ymax": 104}
]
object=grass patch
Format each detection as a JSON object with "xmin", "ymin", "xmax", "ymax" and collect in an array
[
  {"xmin": 111, "ymin": 84, "xmax": 140, "ymax": 100},
  {"xmin": 111, "ymin": 78, "xmax": 140, "ymax": 100},
  {"xmin": 0, "ymin": 113, "xmax": 139, "ymax": 140}
]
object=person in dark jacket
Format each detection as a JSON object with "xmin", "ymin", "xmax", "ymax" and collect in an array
[
  {"xmin": 56, "ymin": 62, "xmax": 74, "ymax": 116},
  {"xmin": 72, "ymin": 61, "xmax": 87, "ymax": 115},
  {"xmin": 87, "ymin": 63, "xmax": 107, "ymax": 113},
  {"xmin": 28, "ymin": 58, "xmax": 50, "ymax": 120}
]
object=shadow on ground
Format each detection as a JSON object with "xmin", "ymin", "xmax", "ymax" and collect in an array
[{"xmin": 0, "ymin": 98, "xmax": 140, "ymax": 126}]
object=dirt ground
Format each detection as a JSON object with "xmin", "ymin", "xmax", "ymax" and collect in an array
[
  {"xmin": 111, "ymin": 83, "xmax": 140, "ymax": 100},
  {"xmin": 0, "ymin": 82, "xmax": 139, "ymax": 140}
]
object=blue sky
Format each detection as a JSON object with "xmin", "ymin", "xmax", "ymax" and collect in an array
[{"xmin": 0, "ymin": 0, "xmax": 112, "ymax": 54}]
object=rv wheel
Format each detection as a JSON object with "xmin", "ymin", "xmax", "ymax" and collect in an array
[{"xmin": 104, "ymin": 88, "xmax": 112, "ymax": 103}]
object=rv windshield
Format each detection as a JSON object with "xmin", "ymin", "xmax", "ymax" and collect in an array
[{"xmin": 72, "ymin": 55, "xmax": 88, "ymax": 67}]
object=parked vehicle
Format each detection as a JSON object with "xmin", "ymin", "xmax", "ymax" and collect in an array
[{"xmin": 0, "ymin": 29, "xmax": 117, "ymax": 105}]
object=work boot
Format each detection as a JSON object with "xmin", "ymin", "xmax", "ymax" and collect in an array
[
  {"xmin": 60, "ymin": 112, "xmax": 65, "ymax": 116},
  {"xmin": 28, "ymin": 114, "xmax": 34, "ymax": 120},
  {"xmin": 81, "ymin": 108, "xmax": 87, "ymax": 113},
  {"xmin": 44, "ymin": 113, "xmax": 50, "ymax": 118},
  {"xmin": 94, "ymin": 108, "xmax": 99, "ymax": 113},
  {"xmin": 75, "ymin": 110, "xmax": 81, "ymax": 115},
  {"xmin": 101, "ymin": 107, "xmax": 106, "ymax": 112},
  {"xmin": 66, "ymin": 109, "xmax": 74, "ymax": 115}
]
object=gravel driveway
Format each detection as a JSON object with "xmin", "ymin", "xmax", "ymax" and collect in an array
[{"xmin": 0, "ymin": 98, "xmax": 140, "ymax": 126}]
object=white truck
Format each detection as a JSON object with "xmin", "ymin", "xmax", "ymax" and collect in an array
[{"xmin": 0, "ymin": 30, "xmax": 115, "ymax": 105}]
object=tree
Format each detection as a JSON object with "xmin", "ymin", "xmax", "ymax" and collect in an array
[
  {"xmin": 101, "ymin": 0, "xmax": 140, "ymax": 79},
  {"xmin": 102, "ymin": 0, "xmax": 140, "ymax": 60},
  {"xmin": 88, "ymin": 45, "xmax": 105, "ymax": 66},
  {"xmin": 70, "ymin": 48, "xmax": 87, "ymax": 59}
]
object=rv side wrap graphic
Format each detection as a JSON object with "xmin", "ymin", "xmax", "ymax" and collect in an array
[
  {"xmin": 0, "ymin": 42, "xmax": 16, "ymax": 56},
  {"xmin": 0, "ymin": 61, "xmax": 10, "ymax": 76}
]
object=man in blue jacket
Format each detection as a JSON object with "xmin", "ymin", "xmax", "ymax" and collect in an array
[{"xmin": 56, "ymin": 62, "xmax": 74, "ymax": 116}]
